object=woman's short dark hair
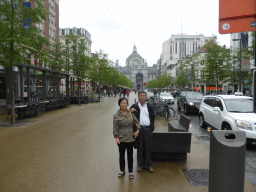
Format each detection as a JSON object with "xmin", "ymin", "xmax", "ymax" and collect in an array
[{"xmin": 118, "ymin": 98, "xmax": 128, "ymax": 106}]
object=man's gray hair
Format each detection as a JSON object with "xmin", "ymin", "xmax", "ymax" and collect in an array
[{"xmin": 138, "ymin": 90, "xmax": 147, "ymax": 96}]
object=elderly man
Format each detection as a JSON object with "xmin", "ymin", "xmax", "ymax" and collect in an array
[{"xmin": 130, "ymin": 90, "xmax": 155, "ymax": 173}]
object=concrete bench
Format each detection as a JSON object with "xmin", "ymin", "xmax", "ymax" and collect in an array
[
  {"xmin": 151, "ymin": 114, "xmax": 192, "ymax": 160},
  {"xmin": 168, "ymin": 114, "xmax": 191, "ymax": 132}
]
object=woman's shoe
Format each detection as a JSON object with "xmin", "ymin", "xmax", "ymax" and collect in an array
[
  {"xmin": 118, "ymin": 172, "xmax": 125, "ymax": 178},
  {"xmin": 129, "ymin": 174, "xmax": 134, "ymax": 179}
]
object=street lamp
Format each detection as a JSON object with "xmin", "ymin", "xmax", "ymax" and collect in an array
[{"xmin": 232, "ymin": 38, "xmax": 242, "ymax": 92}]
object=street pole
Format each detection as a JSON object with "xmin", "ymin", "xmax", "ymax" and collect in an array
[
  {"xmin": 254, "ymin": 33, "xmax": 256, "ymax": 113},
  {"xmin": 239, "ymin": 39, "xmax": 242, "ymax": 92},
  {"xmin": 232, "ymin": 38, "xmax": 242, "ymax": 92},
  {"xmin": 98, "ymin": 61, "xmax": 101, "ymax": 101}
]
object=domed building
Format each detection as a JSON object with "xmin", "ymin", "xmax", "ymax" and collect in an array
[{"xmin": 115, "ymin": 45, "xmax": 157, "ymax": 90}]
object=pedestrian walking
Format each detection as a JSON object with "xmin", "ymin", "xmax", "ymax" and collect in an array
[
  {"xmin": 114, "ymin": 90, "xmax": 117, "ymax": 97},
  {"xmin": 34, "ymin": 90, "xmax": 37, "ymax": 101},
  {"xmin": 119, "ymin": 89, "xmax": 122, "ymax": 97},
  {"xmin": 126, "ymin": 89, "xmax": 130, "ymax": 98},
  {"xmin": 104, "ymin": 89, "xmax": 106, "ymax": 97},
  {"xmin": 130, "ymin": 90, "xmax": 155, "ymax": 173},
  {"xmin": 123, "ymin": 89, "xmax": 126, "ymax": 98},
  {"xmin": 107, "ymin": 90, "xmax": 110, "ymax": 97},
  {"xmin": 30, "ymin": 91, "xmax": 34, "ymax": 102},
  {"xmin": 113, "ymin": 98, "xmax": 140, "ymax": 179}
]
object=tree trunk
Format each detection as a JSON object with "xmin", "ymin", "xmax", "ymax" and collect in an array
[{"xmin": 10, "ymin": 64, "xmax": 15, "ymax": 124}]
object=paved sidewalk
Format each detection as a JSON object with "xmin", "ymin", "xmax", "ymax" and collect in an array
[{"xmin": 0, "ymin": 92, "xmax": 255, "ymax": 191}]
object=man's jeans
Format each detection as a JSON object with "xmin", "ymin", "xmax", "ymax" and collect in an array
[{"xmin": 137, "ymin": 126, "xmax": 153, "ymax": 169}]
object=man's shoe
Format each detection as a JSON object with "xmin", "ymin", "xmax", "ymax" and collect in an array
[
  {"xmin": 137, "ymin": 167, "xmax": 143, "ymax": 172},
  {"xmin": 148, "ymin": 168, "xmax": 154, "ymax": 173}
]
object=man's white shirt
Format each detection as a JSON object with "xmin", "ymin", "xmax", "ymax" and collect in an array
[{"xmin": 138, "ymin": 102, "xmax": 150, "ymax": 126}]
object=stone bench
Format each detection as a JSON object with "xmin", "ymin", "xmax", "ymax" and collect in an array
[{"xmin": 151, "ymin": 114, "xmax": 192, "ymax": 161}]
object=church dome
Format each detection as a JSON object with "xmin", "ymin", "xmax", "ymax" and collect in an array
[{"xmin": 126, "ymin": 45, "xmax": 144, "ymax": 66}]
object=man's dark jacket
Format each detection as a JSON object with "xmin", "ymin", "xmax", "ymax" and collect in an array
[{"xmin": 130, "ymin": 102, "xmax": 155, "ymax": 132}]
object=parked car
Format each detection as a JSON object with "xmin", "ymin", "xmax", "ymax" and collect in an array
[
  {"xmin": 146, "ymin": 91, "xmax": 154, "ymax": 98},
  {"xmin": 177, "ymin": 91, "xmax": 204, "ymax": 114},
  {"xmin": 159, "ymin": 92, "xmax": 174, "ymax": 104},
  {"xmin": 199, "ymin": 95, "xmax": 256, "ymax": 144}
]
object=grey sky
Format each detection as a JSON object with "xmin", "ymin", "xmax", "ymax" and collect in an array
[{"xmin": 59, "ymin": 0, "xmax": 230, "ymax": 66}]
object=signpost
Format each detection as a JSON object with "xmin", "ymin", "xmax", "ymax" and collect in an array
[{"xmin": 219, "ymin": 0, "xmax": 256, "ymax": 112}]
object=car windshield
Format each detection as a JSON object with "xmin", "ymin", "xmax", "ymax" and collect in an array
[
  {"xmin": 160, "ymin": 93, "xmax": 172, "ymax": 97},
  {"xmin": 186, "ymin": 93, "xmax": 204, "ymax": 99},
  {"xmin": 224, "ymin": 99, "xmax": 253, "ymax": 113}
]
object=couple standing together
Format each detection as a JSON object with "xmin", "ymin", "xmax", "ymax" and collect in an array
[{"xmin": 113, "ymin": 90, "xmax": 155, "ymax": 179}]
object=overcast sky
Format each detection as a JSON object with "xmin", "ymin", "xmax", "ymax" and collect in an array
[{"xmin": 59, "ymin": 0, "xmax": 230, "ymax": 67}]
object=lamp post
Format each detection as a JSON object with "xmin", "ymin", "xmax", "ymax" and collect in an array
[{"xmin": 232, "ymin": 38, "xmax": 242, "ymax": 92}]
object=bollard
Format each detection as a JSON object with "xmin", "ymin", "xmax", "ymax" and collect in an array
[{"xmin": 209, "ymin": 130, "xmax": 246, "ymax": 192}]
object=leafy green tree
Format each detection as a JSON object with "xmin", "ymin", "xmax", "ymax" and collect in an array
[
  {"xmin": 203, "ymin": 38, "xmax": 230, "ymax": 91},
  {"xmin": 63, "ymin": 31, "xmax": 93, "ymax": 105},
  {"xmin": 0, "ymin": 0, "xmax": 49, "ymax": 124},
  {"xmin": 173, "ymin": 62, "xmax": 190, "ymax": 89}
]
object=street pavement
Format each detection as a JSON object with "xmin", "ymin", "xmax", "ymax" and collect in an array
[{"xmin": 0, "ymin": 92, "xmax": 255, "ymax": 192}]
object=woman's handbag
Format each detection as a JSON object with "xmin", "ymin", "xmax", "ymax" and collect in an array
[
  {"xmin": 129, "ymin": 111, "xmax": 138, "ymax": 149},
  {"xmin": 129, "ymin": 111, "xmax": 137, "ymax": 133}
]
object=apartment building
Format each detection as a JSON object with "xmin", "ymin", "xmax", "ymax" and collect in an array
[
  {"xmin": 59, "ymin": 28, "xmax": 92, "ymax": 57},
  {"xmin": 26, "ymin": 0, "xmax": 59, "ymax": 68},
  {"xmin": 161, "ymin": 34, "xmax": 214, "ymax": 75}
]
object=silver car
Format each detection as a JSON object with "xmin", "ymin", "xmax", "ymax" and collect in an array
[
  {"xmin": 199, "ymin": 95, "xmax": 256, "ymax": 144},
  {"xmin": 159, "ymin": 92, "xmax": 174, "ymax": 104}
]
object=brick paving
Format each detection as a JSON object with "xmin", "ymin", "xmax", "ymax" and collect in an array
[{"xmin": 0, "ymin": 92, "xmax": 255, "ymax": 192}]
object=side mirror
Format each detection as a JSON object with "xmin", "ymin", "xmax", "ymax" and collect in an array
[{"xmin": 213, "ymin": 107, "xmax": 221, "ymax": 113}]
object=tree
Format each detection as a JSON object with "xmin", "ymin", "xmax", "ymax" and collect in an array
[
  {"xmin": 91, "ymin": 50, "xmax": 111, "ymax": 100},
  {"xmin": 173, "ymin": 62, "xmax": 190, "ymax": 89},
  {"xmin": 203, "ymin": 38, "xmax": 230, "ymax": 91},
  {"xmin": 0, "ymin": 0, "xmax": 49, "ymax": 124},
  {"xmin": 63, "ymin": 31, "xmax": 93, "ymax": 105}
]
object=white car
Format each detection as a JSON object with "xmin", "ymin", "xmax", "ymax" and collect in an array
[
  {"xmin": 159, "ymin": 92, "xmax": 174, "ymax": 104},
  {"xmin": 199, "ymin": 95, "xmax": 256, "ymax": 144}
]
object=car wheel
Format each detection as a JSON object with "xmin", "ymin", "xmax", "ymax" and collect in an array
[
  {"xmin": 184, "ymin": 105, "xmax": 189, "ymax": 115},
  {"xmin": 177, "ymin": 102, "xmax": 181, "ymax": 111},
  {"xmin": 222, "ymin": 124, "xmax": 232, "ymax": 130},
  {"xmin": 199, "ymin": 114, "xmax": 207, "ymax": 128}
]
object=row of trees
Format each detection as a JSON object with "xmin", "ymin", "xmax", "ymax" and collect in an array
[
  {"xmin": 0, "ymin": 0, "xmax": 132, "ymax": 124},
  {"xmin": 173, "ymin": 36, "xmax": 255, "ymax": 91},
  {"xmin": 146, "ymin": 72, "xmax": 171, "ymax": 89}
]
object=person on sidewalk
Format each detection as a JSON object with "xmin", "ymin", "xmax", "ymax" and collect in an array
[
  {"xmin": 130, "ymin": 90, "xmax": 155, "ymax": 173},
  {"xmin": 123, "ymin": 89, "xmax": 126, "ymax": 98},
  {"xmin": 126, "ymin": 89, "xmax": 130, "ymax": 98},
  {"xmin": 113, "ymin": 98, "xmax": 140, "ymax": 179}
]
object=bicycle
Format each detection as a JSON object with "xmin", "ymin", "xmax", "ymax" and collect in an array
[{"xmin": 163, "ymin": 104, "xmax": 176, "ymax": 121}]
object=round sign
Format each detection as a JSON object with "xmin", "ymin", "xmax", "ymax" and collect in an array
[{"xmin": 222, "ymin": 23, "xmax": 230, "ymax": 30}]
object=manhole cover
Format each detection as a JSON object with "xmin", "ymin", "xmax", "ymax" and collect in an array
[{"xmin": 183, "ymin": 169, "xmax": 209, "ymax": 186}]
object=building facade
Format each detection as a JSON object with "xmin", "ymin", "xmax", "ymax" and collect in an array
[
  {"xmin": 115, "ymin": 45, "xmax": 157, "ymax": 90},
  {"xmin": 161, "ymin": 34, "xmax": 214, "ymax": 75},
  {"xmin": 59, "ymin": 28, "xmax": 92, "ymax": 57}
]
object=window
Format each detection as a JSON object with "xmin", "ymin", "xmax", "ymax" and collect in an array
[
  {"xmin": 170, "ymin": 45, "xmax": 172, "ymax": 54},
  {"xmin": 204, "ymin": 97, "xmax": 215, "ymax": 107},
  {"xmin": 214, "ymin": 98, "xmax": 223, "ymax": 111},
  {"xmin": 175, "ymin": 42, "xmax": 177, "ymax": 53}
]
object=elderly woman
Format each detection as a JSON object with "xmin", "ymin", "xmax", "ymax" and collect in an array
[{"xmin": 113, "ymin": 98, "xmax": 140, "ymax": 179}]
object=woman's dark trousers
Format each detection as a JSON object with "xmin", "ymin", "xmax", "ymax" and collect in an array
[{"xmin": 118, "ymin": 142, "xmax": 134, "ymax": 173}]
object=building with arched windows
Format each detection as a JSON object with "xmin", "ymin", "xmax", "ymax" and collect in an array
[{"xmin": 114, "ymin": 45, "xmax": 157, "ymax": 90}]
